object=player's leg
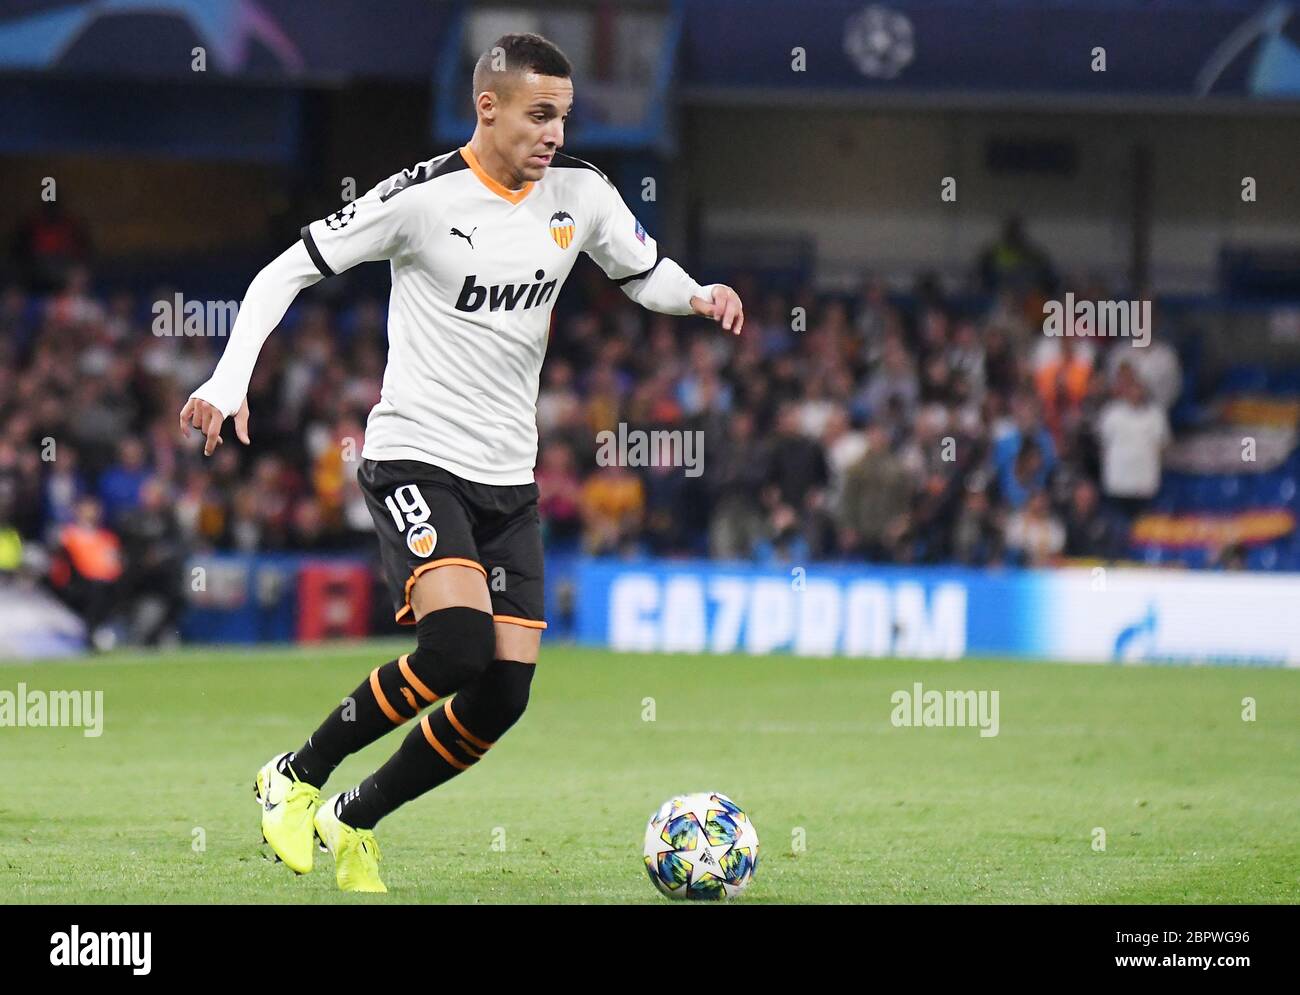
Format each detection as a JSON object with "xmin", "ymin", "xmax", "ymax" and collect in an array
[
  {"xmin": 328, "ymin": 622, "xmax": 540, "ymax": 825},
  {"xmin": 324, "ymin": 566, "xmax": 499, "ymax": 828},
  {"xmin": 280, "ymin": 462, "xmax": 495, "ymax": 789},
  {"xmin": 312, "ymin": 564, "xmax": 497, "ymax": 892},
  {"xmin": 314, "ymin": 486, "xmax": 546, "ymax": 890},
  {"xmin": 256, "ymin": 461, "xmax": 494, "ymax": 877},
  {"xmin": 420, "ymin": 496, "xmax": 547, "ymax": 773},
  {"xmin": 279, "ymin": 565, "xmax": 495, "ymax": 791},
  {"xmin": 279, "ymin": 460, "xmax": 491, "ymax": 785},
  {"xmin": 325, "ymin": 583, "xmax": 546, "ymax": 825},
  {"xmin": 437, "ymin": 619, "xmax": 539, "ymax": 754},
  {"xmin": 257, "ymin": 565, "xmax": 493, "ymax": 873}
]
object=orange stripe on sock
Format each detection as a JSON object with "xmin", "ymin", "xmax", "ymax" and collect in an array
[
  {"xmin": 370, "ymin": 667, "xmax": 407, "ymax": 725},
  {"xmin": 420, "ymin": 714, "xmax": 469, "ymax": 771},
  {"xmin": 445, "ymin": 699, "xmax": 494, "ymax": 750},
  {"xmin": 456, "ymin": 739, "xmax": 485, "ymax": 760},
  {"xmin": 398, "ymin": 653, "xmax": 439, "ymax": 704}
]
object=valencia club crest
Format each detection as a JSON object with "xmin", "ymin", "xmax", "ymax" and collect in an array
[{"xmin": 549, "ymin": 210, "xmax": 576, "ymax": 249}]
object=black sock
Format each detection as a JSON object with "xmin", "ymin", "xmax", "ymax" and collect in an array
[
  {"xmin": 331, "ymin": 780, "xmax": 393, "ymax": 831},
  {"xmin": 335, "ymin": 698, "xmax": 491, "ymax": 829},
  {"xmin": 278, "ymin": 746, "xmax": 319, "ymax": 788},
  {"xmin": 286, "ymin": 658, "xmax": 431, "ymax": 789},
  {"xmin": 286, "ymin": 609, "xmax": 496, "ymax": 789}
]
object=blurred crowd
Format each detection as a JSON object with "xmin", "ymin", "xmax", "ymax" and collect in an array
[
  {"xmin": 536, "ymin": 234, "xmax": 1179, "ymax": 568},
  {"xmin": 0, "ymin": 215, "xmax": 1185, "ymax": 643}
]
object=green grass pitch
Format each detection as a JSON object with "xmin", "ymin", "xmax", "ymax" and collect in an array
[{"xmin": 1, "ymin": 640, "xmax": 1297, "ymax": 903}]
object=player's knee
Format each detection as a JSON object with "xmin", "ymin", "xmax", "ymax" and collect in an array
[
  {"xmin": 407, "ymin": 605, "xmax": 495, "ymax": 697},
  {"xmin": 454, "ymin": 659, "xmax": 535, "ymax": 741},
  {"xmin": 492, "ymin": 659, "xmax": 535, "ymax": 730}
]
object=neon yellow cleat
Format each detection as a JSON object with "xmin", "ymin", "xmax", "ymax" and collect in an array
[
  {"xmin": 253, "ymin": 752, "xmax": 321, "ymax": 875},
  {"xmin": 313, "ymin": 794, "xmax": 388, "ymax": 893}
]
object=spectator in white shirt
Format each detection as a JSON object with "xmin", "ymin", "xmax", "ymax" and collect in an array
[
  {"xmin": 1096, "ymin": 362, "xmax": 1171, "ymax": 521},
  {"xmin": 1105, "ymin": 326, "xmax": 1182, "ymax": 411}
]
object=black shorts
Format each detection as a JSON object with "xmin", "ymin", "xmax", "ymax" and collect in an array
[{"xmin": 358, "ymin": 457, "xmax": 546, "ymax": 630}]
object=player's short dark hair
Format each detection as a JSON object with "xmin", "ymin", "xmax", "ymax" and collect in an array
[{"xmin": 472, "ymin": 32, "xmax": 572, "ymax": 101}]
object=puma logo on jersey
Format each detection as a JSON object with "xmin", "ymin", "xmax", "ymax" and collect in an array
[
  {"xmin": 450, "ymin": 226, "xmax": 476, "ymax": 249},
  {"xmin": 455, "ymin": 270, "xmax": 558, "ymax": 312}
]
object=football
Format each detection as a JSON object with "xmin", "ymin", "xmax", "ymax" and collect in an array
[{"xmin": 643, "ymin": 791, "xmax": 759, "ymax": 899}]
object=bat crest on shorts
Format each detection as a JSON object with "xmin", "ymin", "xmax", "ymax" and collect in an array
[{"xmin": 406, "ymin": 522, "xmax": 438, "ymax": 558}]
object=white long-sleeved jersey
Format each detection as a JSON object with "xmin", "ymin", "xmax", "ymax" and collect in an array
[{"xmin": 191, "ymin": 145, "xmax": 712, "ymax": 485}]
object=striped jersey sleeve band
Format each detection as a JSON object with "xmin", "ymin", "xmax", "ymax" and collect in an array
[
  {"xmin": 300, "ymin": 225, "xmax": 335, "ymax": 278},
  {"xmin": 615, "ymin": 259, "xmax": 660, "ymax": 286}
]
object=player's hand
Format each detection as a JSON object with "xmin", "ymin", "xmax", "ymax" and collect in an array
[
  {"xmin": 179, "ymin": 395, "xmax": 250, "ymax": 456},
  {"xmin": 691, "ymin": 284, "xmax": 744, "ymax": 335}
]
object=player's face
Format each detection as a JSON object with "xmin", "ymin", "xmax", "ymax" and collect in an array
[{"xmin": 498, "ymin": 73, "xmax": 573, "ymax": 183}]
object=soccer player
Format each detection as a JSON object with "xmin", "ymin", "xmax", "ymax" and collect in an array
[{"xmin": 179, "ymin": 33, "xmax": 743, "ymax": 893}]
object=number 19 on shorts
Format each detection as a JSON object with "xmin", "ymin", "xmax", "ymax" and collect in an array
[{"xmin": 384, "ymin": 484, "xmax": 431, "ymax": 531}]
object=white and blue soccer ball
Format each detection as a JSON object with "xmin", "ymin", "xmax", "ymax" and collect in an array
[{"xmin": 643, "ymin": 791, "xmax": 759, "ymax": 899}]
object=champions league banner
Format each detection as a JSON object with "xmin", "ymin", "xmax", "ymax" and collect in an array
[
  {"xmin": 0, "ymin": 0, "xmax": 452, "ymax": 80},
  {"xmin": 575, "ymin": 559, "xmax": 1300, "ymax": 666},
  {"xmin": 3, "ymin": 1, "xmax": 1300, "ymax": 100},
  {"xmin": 681, "ymin": 0, "xmax": 1300, "ymax": 100}
]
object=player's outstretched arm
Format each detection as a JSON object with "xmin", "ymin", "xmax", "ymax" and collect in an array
[
  {"xmin": 581, "ymin": 165, "xmax": 743, "ymax": 336},
  {"xmin": 620, "ymin": 258, "xmax": 743, "ymax": 335},
  {"xmin": 179, "ymin": 240, "xmax": 324, "ymax": 455}
]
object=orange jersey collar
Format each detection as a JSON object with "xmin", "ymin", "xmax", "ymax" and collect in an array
[{"xmin": 460, "ymin": 145, "xmax": 534, "ymax": 205}]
